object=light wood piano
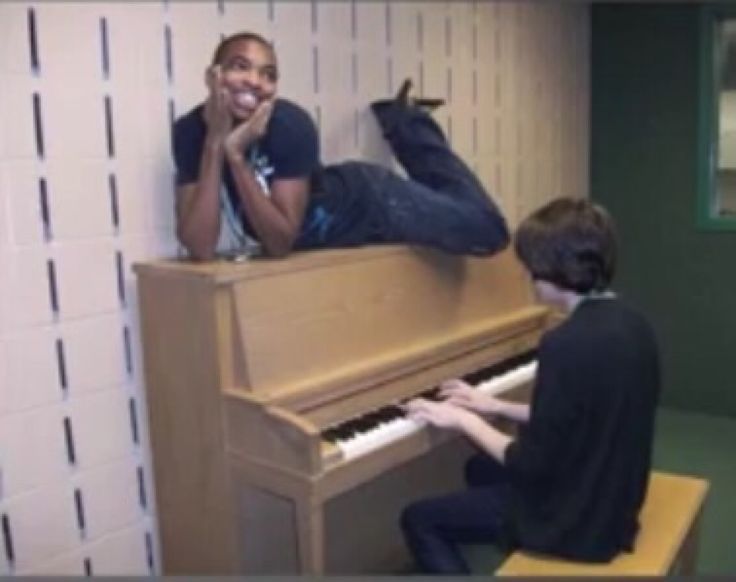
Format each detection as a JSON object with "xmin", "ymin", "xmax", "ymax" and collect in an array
[{"xmin": 134, "ymin": 245, "xmax": 551, "ymax": 574}]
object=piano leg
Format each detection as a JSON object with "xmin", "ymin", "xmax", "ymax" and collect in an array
[{"xmin": 295, "ymin": 497, "xmax": 325, "ymax": 574}]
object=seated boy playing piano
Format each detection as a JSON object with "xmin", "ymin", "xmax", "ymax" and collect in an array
[{"xmin": 401, "ymin": 197, "xmax": 661, "ymax": 574}]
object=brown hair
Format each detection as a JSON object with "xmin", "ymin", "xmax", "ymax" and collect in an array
[
  {"xmin": 211, "ymin": 31, "xmax": 274, "ymax": 66},
  {"xmin": 514, "ymin": 197, "xmax": 617, "ymax": 294}
]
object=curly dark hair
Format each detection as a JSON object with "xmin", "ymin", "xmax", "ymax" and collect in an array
[
  {"xmin": 514, "ymin": 197, "xmax": 617, "ymax": 294},
  {"xmin": 211, "ymin": 31, "xmax": 274, "ymax": 66}
]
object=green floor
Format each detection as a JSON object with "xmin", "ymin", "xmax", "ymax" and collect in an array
[{"xmin": 464, "ymin": 407, "xmax": 736, "ymax": 575}]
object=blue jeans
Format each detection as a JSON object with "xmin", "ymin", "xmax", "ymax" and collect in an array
[
  {"xmin": 400, "ymin": 454, "xmax": 511, "ymax": 574},
  {"xmin": 328, "ymin": 105, "xmax": 509, "ymax": 256}
]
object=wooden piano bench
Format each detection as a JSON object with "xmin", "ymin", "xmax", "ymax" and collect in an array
[{"xmin": 495, "ymin": 471, "xmax": 710, "ymax": 577}]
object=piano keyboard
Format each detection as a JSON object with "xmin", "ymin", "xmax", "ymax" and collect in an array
[{"xmin": 321, "ymin": 350, "xmax": 538, "ymax": 461}]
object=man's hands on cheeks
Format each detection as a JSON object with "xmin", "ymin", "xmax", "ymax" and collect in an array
[
  {"xmin": 203, "ymin": 65, "xmax": 233, "ymax": 141},
  {"xmin": 224, "ymin": 98, "xmax": 275, "ymax": 158}
]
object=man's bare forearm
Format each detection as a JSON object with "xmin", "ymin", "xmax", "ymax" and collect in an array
[
  {"xmin": 226, "ymin": 151, "xmax": 297, "ymax": 256},
  {"xmin": 460, "ymin": 413, "xmax": 514, "ymax": 464},
  {"xmin": 177, "ymin": 137, "xmax": 225, "ymax": 260},
  {"xmin": 495, "ymin": 401, "xmax": 531, "ymax": 423}
]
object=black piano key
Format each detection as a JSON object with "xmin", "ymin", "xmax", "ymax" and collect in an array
[{"xmin": 463, "ymin": 349, "xmax": 537, "ymax": 386}]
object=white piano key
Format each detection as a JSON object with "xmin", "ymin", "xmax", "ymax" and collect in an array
[{"xmin": 337, "ymin": 416, "xmax": 425, "ymax": 460}]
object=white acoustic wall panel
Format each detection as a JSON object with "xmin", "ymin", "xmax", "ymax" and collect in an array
[
  {"xmin": 3, "ymin": 486, "xmax": 79, "ymax": 571},
  {"xmin": 1, "ymin": 328, "xmax": 60, "ymax": 413},
  {"xmin": 0, "ymin": 78, "xmax": 38, "ymax": 160},
  {"xmin": 0, "ymin": 406, "xmax": 70, "ymax": 498},
  {"xmin": 0, "ymin": 0, "xmax": 589, "ymax": 574},
  {"xmin": 74, "ymin": 457, "xmax": 143, "ymax": 541},
  {"xmin": 1, "ymin": 162, "xmax": 44, "ymax": 247},
  {"xmin": 58, "ymin": 315, "xmax": 127, "ymax": 396},
  {"xmin": 1, "ymin": 248, "xmax": 54, "ymax": 330}
]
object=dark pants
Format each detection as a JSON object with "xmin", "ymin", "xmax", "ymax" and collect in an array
[
  {"xmin": 328, "ymin": 105, "xmax": 509, "ymax": 256},
  {"xmin": 401, "ymin": 454, "xmax": 512, "ymax": 574}
]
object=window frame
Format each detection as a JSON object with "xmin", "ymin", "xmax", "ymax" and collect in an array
[{"xmin": 697, "ymin": 4, "xmax": 736, "ymax": 231}]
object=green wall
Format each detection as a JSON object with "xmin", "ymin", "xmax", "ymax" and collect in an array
[{"xmin": 591, "ymin": 4, "xmax": 736, "ymax": 416}]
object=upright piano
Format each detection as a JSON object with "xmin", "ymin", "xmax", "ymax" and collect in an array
[{"xmin": 134, "ymin": 245, "xmax": 551, "ymax": 574}]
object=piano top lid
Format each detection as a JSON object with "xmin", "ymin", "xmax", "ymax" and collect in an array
[{"xmin": 133, "ymin": 245, "xmax": 423, "ymax": 286}]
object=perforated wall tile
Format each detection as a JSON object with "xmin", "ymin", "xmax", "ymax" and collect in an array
[
  {"xmin": 0, "ymin": 406, "xmax": 70, "ymax": 498},
  {"xmin": 85, "ymin": 520, "xmax": 152, "ymax": 575},
  {"xmin": 0, "ymin": 162, "xmax": 44, "ymax": 247},
  {"xmin": 73, "ymin": 457, "xmax": 143, "ymax": 541},
  {"xmin": 68, "ymin": 389, "xmax": 133, "ymax": 469},
  {"xmin": 0, "ymin": 327, "xmax": 60, "ymax": 413},
  {"xmin": 3, "ymin": 486, "xmax": 79, "ymax": 571},
  {"xmin": 57, "ymin": 315, "xmax": 127, "ymax": 395},
  {"xmin": 52, "ymin": 241, "xmax": 119, "ymax": 320},
  {"xmin": 1, "ymin": 248, "xmax": 54, "ymax": 330}
]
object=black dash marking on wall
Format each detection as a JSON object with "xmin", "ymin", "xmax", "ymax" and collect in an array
[
  {"xmin": 28, "ymin": 7, "xmax": 39, "ymax": 74},
  {"xmin": 472, "ymin": 23, "xmax": 478, "ymax": 61},
  {"xmin": 311, "ymin": 0, "xmax": 318, "ymax": 34},
  {"xmin": 56, "ymin": 338, "xmax": 68, "ymax": 393},
  {"xmin": 385, "ymin": 3, "xmax": 392, "ymax": 46},
  {"xmin": 123, "ymin": 325, "xmax": 133, "ymax": 376},
  {"xmin": 109, "ymin": 174, "xmax": 119, "ymax": 230},
  {"xmin": 100, "ymin": 17, "xmax": 110, "ymax": 79},
  {"xmin": 217, "ymin": 0, "xmax": 225, "ymax": 16},
  {"xmin": 63, "ymin": 416, "xmax": 77, "ymax": 465},
  {"xmin": 115, "ymin": 250, "xmax": 126, "ymax": 306},
  {"xmin": 417, "ymin": 12, "xmax": 423, "ymax": 52},
  {"xmin": 164, "ymin": 24, "xmax": 173, "ymax": 84},
  {"xmin": 39, "ymin": 177, "xmax": 51, "ymax": 241},
  {"xmin": 472, "ymin": 69, "xmax": 478, "ymax": 107},
  {"xmin": 350, "ymin": 0, "xmax": 357, "ymax": 40},
  {"xmin": 32, "ymin": 92, "xmax": 45, "ymax": 159},
  {"xmin": 129, "ymin": 396, "xmax": 139, "ymax": 445},
  {"xmin": 74, "ymin": 488, "xmax": 86, "ymax": 536},
  {"xmin": 168, "ymin": 98, "xmax": 175, "ymax": 132},
  {"xmin": 1, "ymin": 514, "xmax": 14, "ymax": 566},
  {"xmin": 47, "ymin": 259, "xmax": 59, "ymax": 314},
  {"xmin": 354, "ymin": 109, "xmax": 360, "ymax": 148},
  {"xmin": 312, "ymin": 45, "xmax": 319, "ymax": 94},
  {"xmin": 473, "ymin": 117, "xmax": 478, "ymax": 155},
  {"xmin": 137, "ymin": 466, "xmax": 147, "ymax": 509},
  {"xmin": 445, "ymin": 16, "xmax": 452, "ymax": 58},
  {"xmin": 386, "ymin": 57, "xmax": 393, "ymax": 96},
  {"xmin": 84, "ymin": 557, "xmax": 92, "ymax": 576},
  {"xmin": 447, "ymin": 68, "xmax": 453, "ymax": 104},
  {"xmin": 351, "ymin": 52, "xmax": 358, "ymax": 95},
  {"xmin": 104, "ymin": 95, "xmax": 115, "ymax": 158},
  {"xmin": 145, "ymin": 531, "xmax": 155, "ymax": 572},
  {"xmin": 315, "ymin": 105, "xmax": 322, "ymax": 135},
  {"xmin": 495, "ymin": 27, "xmax": 502, "ymax": 63},
  {"xmin": 418, "ymin": 61, "xmax": 425, "ymax": 96},
  {"xmin": 267, "ymin": 0, "xmax": 274, "ymax": 22}
]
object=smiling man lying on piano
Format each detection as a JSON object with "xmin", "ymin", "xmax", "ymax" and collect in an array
[
  {"xmin": 401, "ymin": 197, "xmax": 661, "ymax": 574},
  {"xmin": 172, "ymin": 31, "xmax": 509, "ymax": 260}
]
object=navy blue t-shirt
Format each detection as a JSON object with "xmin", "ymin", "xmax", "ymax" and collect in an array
[{"xmin": 172, "ymin": 98, "xmax": 380, "ymax": 249}]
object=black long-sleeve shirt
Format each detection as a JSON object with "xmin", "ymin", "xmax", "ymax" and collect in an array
[{"xmin": 503, "ymin": 297, "xmax": 660, "ymax": 562}]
